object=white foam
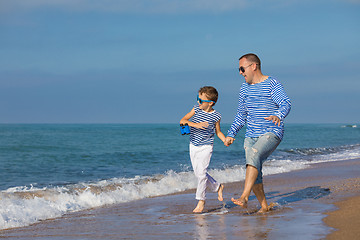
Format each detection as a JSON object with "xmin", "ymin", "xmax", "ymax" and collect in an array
[
  {"xmin": 0, "ymin": 171, "xmax": 197, "ymax": 230},
  {"xmin": 1, "ymin": 145, "xmax": 359, "ymax": 230}
]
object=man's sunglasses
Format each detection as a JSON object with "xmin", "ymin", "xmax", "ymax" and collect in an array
[
  {"xmin": 238, "ymin": 63, "xmax": 254, "ymax": 73},
  {"xmin": 197, "ymin": 95, "xmax": 215, "ymax": 104}
]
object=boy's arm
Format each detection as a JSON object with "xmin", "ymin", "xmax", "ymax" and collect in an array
[
  {"xmin": 180, "ymin": 108, "xmax": 209, "ymax": 129},
  {"xmin": 215, "ymin": 120, "xmax": 226, "ymax": 143}
]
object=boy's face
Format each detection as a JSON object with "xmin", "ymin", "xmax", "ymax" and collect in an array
[{"xmin": 198, "ymin": 92, "xmax": 214, "ymax": 111}]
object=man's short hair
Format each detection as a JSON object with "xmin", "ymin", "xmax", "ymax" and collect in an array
[{"xmin": 239, "ymin": 53, "xmax": 261, "ymax": 70}]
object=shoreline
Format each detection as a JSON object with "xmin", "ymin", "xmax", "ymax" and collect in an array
[{"xmin": 0, "ymin": 158, "xmax": 359, "ymax": 239}]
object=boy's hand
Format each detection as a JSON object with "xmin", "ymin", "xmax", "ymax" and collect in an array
[
  {"xmin": 195, "ymin": 122, "xmax": 209, "ymax": 129},
  {"xmin": 224, "ymin": 137, "xmax": 235, "ymax": 146}
]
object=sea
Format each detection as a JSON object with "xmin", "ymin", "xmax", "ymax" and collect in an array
[{"xmin": 0, "ymin": 123, "xmax": 359, "ymax": 230}]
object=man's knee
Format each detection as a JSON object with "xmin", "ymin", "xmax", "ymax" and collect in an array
[{"xmin": 246, "ymin": 164, "xmax": 258, "ymax": 170}]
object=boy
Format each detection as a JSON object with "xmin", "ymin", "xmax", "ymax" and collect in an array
[{"xmin": 180, "ymin": 86, "xmax": 226, "ymax": 213}]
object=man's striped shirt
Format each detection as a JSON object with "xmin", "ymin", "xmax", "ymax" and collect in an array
[
  {"xmin": 227, "ymin": 77, "xmax": 291, "ymax": 140},
  {"xmin": 190, "ymin": 105, "xmax": 221, "ymax": 146}
]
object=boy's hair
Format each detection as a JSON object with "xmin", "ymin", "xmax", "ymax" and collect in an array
[
  {"xmin": 199, "ymin": 86, "xmax": 218, "ymax": 105},
  {"xmin": 239, "ymin": 53, "xmax": 261, "ymax": 70}
]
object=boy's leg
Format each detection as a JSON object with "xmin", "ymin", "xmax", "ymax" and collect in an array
[
  {"xmin": 206, "ymin": 173, "xmax": 223, "ymax": 201},
  {"xmin": 198, "ymin": 147, "xmax": 223, "ymax": 202},
  {"xmin": 189, "ymin": 144, "xmax": 213, "ymax": 211},
  {"xmin": 193, "ymin": 200, "xmax": 205, "ymax": 213}
]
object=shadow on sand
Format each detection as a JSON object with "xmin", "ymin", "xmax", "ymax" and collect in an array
[
  {"xmin": 204, "ymin": 186, "xmax": 331, "ymax": 214},
  {"xmin": 267, "ymin": 186, "xmax": 331, "ymax": 205}
]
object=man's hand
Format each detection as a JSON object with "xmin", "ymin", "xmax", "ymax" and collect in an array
[
  {"xmin": 264, "ymin": 115, "xmax": 281, "ymax": 126},
  {"xmin": 224, "ymin": 137, "xmax": 235, "ymax": 147}
]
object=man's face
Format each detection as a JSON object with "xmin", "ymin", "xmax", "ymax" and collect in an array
[{"xmin": 239, "ymin": 58, "xmax": 254, "ymax": 84}]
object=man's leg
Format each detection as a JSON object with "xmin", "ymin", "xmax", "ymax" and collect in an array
[
  {"xmin": 231, "ymin": 164, "xmax": 258, "ymax": 207},
  {"xmin": 249, "ymin": 133, "xmax": 280, "ymax": 212},
  {"xmin": 252, "ymin": 183, "xmax": 268, "ymax": 212},
  {"xmin": 232, "ymin": 133, "xmax": 280, "ymax": 209}
]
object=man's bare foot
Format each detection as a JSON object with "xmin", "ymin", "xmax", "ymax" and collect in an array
[
  {"xmin": 258, "ymin": 202, "xmax": 276, "ymax": 213},
  {"xmin": 193, "ymin": 200, "xmax": 205, "ymax": 213},
  {"xmin": 217, "ymin": 184, "xmax": 224, "ymax": 202},
  {"xmin": 257, "ymin": 206, "xmax": 269, "ymax": 213},
  {"xmin": 231, "ymin": 197, "xmax": 248, "ymax": 208}
]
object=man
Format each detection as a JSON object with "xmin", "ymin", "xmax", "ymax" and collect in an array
[{"xmin": 224, "ymin": 53, "xmax": 291, "ymax": 213}]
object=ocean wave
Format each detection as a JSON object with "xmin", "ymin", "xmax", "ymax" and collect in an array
[
  {"xmin": 0, "ymin": 162, "xmax": 295, "ymax": 230},
  {"xmin": 282, "ymin": 144, "xmax": 360, "ymax": 158},
  {"xmin": 1, "ymin": 145, "xmax": 360, "ymax": 230},
  {"xmin": 284, "ymin": 147, "xmax": 335, "ymax": 156}
]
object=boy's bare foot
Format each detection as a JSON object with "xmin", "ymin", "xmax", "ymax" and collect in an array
[
  {"xmin": 217, "ymin": 184, "xmax": 224, "ymax": 202},
  {"xmin": 231, "ymin": 197, "xmax": 248, "ymax": 208},
  {"xmin": 193, "ymin": 200, "xmax": 205, "ymax": 213}
]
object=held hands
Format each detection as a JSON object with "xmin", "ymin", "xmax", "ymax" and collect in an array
[
  {"xmin": 224, "ymin": 137, "xmax": 235, "ymax": 147},
  {"xmin": 264, "ymin": 115, "xmax": 281, "ymax": 126}
]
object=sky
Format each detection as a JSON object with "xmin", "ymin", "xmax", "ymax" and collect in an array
[{"xmin": 0, "ymin": 0, "xmax": 359, "ymax": 124}]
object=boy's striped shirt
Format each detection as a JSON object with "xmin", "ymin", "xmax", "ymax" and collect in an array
[{"xmin": 190, "ymin": 105, "xmax": 221, "ymax": 146}]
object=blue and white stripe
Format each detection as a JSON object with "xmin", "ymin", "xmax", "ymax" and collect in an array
[
  {"xmin": 227, "ymin": 77, "xmax": 291, "ymax": 140},
  {"xmin": 190, "ymin": 105, "xmax": 221, "ymax": 146}
]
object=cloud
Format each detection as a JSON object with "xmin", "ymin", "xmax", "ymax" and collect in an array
[{"xmin": 0, "ymin": 0, "xmax": 249, "ymax": 14}]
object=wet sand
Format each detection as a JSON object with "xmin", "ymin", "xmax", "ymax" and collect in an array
[
  {"xmin": 0, "ymin": 159, "xmax": 359, "ymax": 239},
  {"xmin": 323, "ymin": 191, "xmax": 360, "ymax": 240}
]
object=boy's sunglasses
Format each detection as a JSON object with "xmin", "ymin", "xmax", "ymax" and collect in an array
[
  {"xmin": 238, "ymin": 63, "xmax": 254, "ymax": 73},
  {"xmin": 197, "ymin": 95, "xmax": 215, "ymax": 104}
]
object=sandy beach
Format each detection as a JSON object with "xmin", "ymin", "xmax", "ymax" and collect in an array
[
  {"xmin": 324, "ymin": 195, "xmax": 360, "ymax": 240},
  {"xmin": 0, "ymin": 158, "xmax": 359, "ymax": 239}
]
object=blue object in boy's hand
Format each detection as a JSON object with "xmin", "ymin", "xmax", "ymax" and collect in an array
[
  {"xmin": 180, "ymin": 124, "xmax": 185, "ymax": 135},
  {"xmin": 180, "ymin": 124, "xmax": 190, "ymax": 135},
  {"xmin": 184, "ymin": 124, "xmax": 190, "ymax": 134}
]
